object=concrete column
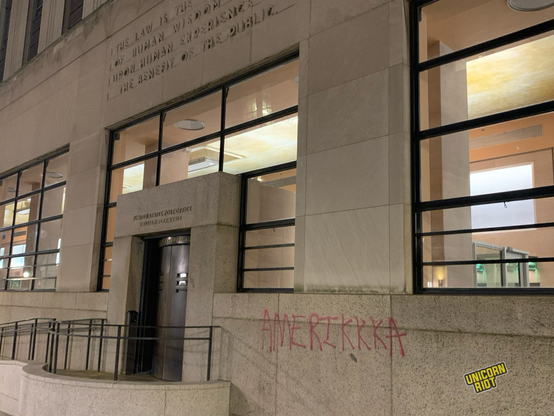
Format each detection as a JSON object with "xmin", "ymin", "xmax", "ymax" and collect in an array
[{"xmin": 3, "ymin": 0, "xmax": 30, "ymax": 78}]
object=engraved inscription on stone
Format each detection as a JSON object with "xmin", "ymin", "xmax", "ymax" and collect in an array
[{"xmin": 106, "ymin": 0, "xmax": 296, "ymax": 100}]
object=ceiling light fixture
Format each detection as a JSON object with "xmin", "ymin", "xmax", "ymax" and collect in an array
[
  {"xmin": 174, "ymin": 119, "xmax": 206, "ymax": 130},
  {"xmin": 45, "ymin": 172, "xmax": 63, "ymax": 178},
  {"xmin": 507, "ymin": 0, "xmax": 554, "ymax": 11}
]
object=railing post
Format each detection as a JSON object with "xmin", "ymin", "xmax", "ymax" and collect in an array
[
  {"xmin": 45, "ymin": 321, "xmax": 52, "ymax": 365},
  {"xmin": 30, "ymin": 318, "xmax": 38, "ymax": 360},
  {"xmin": 47, "ymin": 323, "xmax": 54, "ymax": 372},
  {"xmin": 64, "ymin": 323, "xmax": 71, "ymax": 370},
  {"xmin": 97, "ymin": 320, "xmax": 105, "ymax": 372},
  {"xmin": 206, "ymin": 326, "xmax": 214, "ymax": 381},
  {"xmin": 85, "ymin": 319, "xmax": 93, "ymax": 371},
  {"xmin": 11, "ymin": 322, "xmax": 18, "ymax": 360},
  {"xmin": 0, "ymin": 327, "xmax": 4, "ymax": 359},
  {"xmin": 53, "ymin": 322, "xmax": 60, "ymax": 374},
  {"xmin": 114, "ymin": 325, "xmax": 121, "ymax": 381}
]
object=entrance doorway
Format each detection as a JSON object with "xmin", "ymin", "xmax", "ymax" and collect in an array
[{"xmin": 136, "ymin": 234, "xmax": 190, "ymax": 381}]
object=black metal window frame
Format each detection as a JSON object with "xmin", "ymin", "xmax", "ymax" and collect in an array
[
  {"xmin": 23, "ymin": 0, "xmax": 42, "ymax": 63},
  {"xmin": 410, "ymin": 0, "xmax": 554, "ymax": 295},
  {"xmin": 62, "ymin": 0, "xmax": 83, "ymax": 34},
  {"xmin": 237, "ymin": 162, "xmax": 296, "ymax": 293},
  {"xmin": 98, "ymin": 50, "xmax": 299, "ymax": 291},
  {"xmin": 0, "ymin": 146, "xmax": 68, "ymax": 291},
  {"xmin": 0, "ymin": 0, "xmax": 12, "ymax": 82}
]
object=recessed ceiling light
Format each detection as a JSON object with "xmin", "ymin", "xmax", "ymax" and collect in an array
[
  {"xmin": 45, "ymin": 172, "xmax": 63, "ymax": 178},
  {"xmin": 174, "ymin": 119, "xmax": 205, "ymax": 130},
  {"xmin": 507, "ymin": 0, "xmax": 554, "ymax": 11}
]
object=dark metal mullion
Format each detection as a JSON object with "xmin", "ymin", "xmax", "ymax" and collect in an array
[
  {"xmin": 243, "ymin": 219, "xmax": 296, "ymax": 231},
  {"xmin": 418, "ymin": 221, "xmax": 554, "ymax": 237},
  {"xmin": 237, "ymin": 174, "xmax": 248, "ymax": 291},
  {"xmin": 243, "ymin": 267, "xmax": 295, "ymax": 272},
  {"xmin": 98, "ymin": 131, "xmax": 116, "ymax": 291},
  {"xmin": 156, "ymin": 114, "xmax": 163, "ymax": 186},
  {"xmin": 418, "ymin": 185, "xmax": 554, "ymax": 212},
  {"xmin": 5, "ymin": 172, "xmax": 21, "ymax": 287},
  {"xmin": 109, "ymin": 152, "xmax": 159, "ymax": 172},
  {"xmin": 157, "ymin": 131, "xmax": 222, "ymax": 157},
  {"xmin": 417, "ymin": 19, "xmax": 554, "ymax": 72},
  {"xmin": 410, "ymin": 0, "xmax": 422, "ymax": 294},
  {"xmin": 422, "ymin": 258, "xmax": 554, "ymax": 267},
  {"xmin": 41, "ymin": 180, "xmax": 67, "ymax": 194},
  {"xmin": 243, "ymin": 161, "xmax": 297, "ymax": 180},
  {"xmin": 31, "ymin": 161, "xmax": 48, "ymax": 291},
  {"xmin": 416, "ymin": 100, "xmax": 554, "ymax": 141},
  {"xmin": 244, "ymin": 243, "xmax": 295, "ymax": 250},
  {"xmin": 0, "ymin": 214, "xmax": 64, "ymax": 234},
  {"xmin": 219, "ymin": 87, "xmax": 228, "ymax": 171},
  {"xmin": 223, "ymin": 106, "xmax": 298, "ymax": 137},
  {"xmin": 6, "ymin": 249, "xmax": 62, "ymax": 258}
]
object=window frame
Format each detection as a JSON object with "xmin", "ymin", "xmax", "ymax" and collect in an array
[
  {"xmin": 62, "ymin": 0, "xmax": 83, "ymax": 34},
  {"xmin": 410, "ymin": 0, "xmax": 554, "ymax": 294},
  {"xmin": 98, "ymin": 51, "xmax": 299, "ymax": 291},
  {"xmin": 0, "ymin": 146, "xmax": 68, "ymax": 291},
  {"xmin": 237, "ymin": 162, "xmax": 296, "ymax": 293},
  {"xmin": 0, "ymin": 0, "xmax": 12, "ymax": 82},
  {"xmin": 23, "ymin": 0, "xmax": 42, "ymax": 63}
]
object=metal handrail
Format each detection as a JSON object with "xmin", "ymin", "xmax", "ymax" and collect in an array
[{"xmin": 45, "ymin": 320, "xmax": 219, "ymax": 381}]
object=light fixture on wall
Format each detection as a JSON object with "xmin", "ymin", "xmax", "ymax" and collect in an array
[
  {"xmin": 507, "ymin": 0, "xmax": 554, "ymax": 11},
  {"xmin": 173, "ymin": 119, "xmax": 205, "ymax": 130},
  {"xmin": 45, "ymin": 172, "xmax": 63, "ymax": 178}
]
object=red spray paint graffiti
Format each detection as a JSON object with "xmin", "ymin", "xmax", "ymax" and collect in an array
[{"xmin": 261, "ymin": 310, "xmax": 406, "ymax": 357}]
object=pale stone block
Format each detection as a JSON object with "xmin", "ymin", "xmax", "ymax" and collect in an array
[
  {"xmin": 211, "ymin": 317, "xmax": 278, "ymax": 415},
  {"xmin": 297, "ymin": 96, "xmax": 308, "ymax": 157},
  {"xmin": 60, "ymin": 206, "xmax": 98, "ymax": 247},
  {"xmin": 161, "ymin": 54, "xmax": 203, "ymax": 104},
  {"xmin": 73, "ymin": 309, "xmax": 106, "ymax": 320},
  {"xmin": 11, "ymin": 293, "xmax": 44, "ymax": 309},
  {"xmin": 75, "ymin": 292, "xmax": 109, "ymax": 312},
  {"xmin": 298, "ymin": 40, "xmax": 309, "ymax": 99},
  {"xmin": 389, "ymin": 204, "xmax": 411, "ymax": 294},
  {"xmin": 304, "ymin": 206, "xmax": 390, "ymax": 293},
  {"xmin": 251, "ymin": 0, "xmax": 309, "ymax": 64},
  {"xmin": 68, "ymin": 133, "xmax": 108, "ymax": 175},
  {"xmin": 9, "ymin": 306, "xmax": 42, "ymax": 322},
  {"xmin": 307, "ymin": 69, "xmax": 389, "ymax": 154},
  {"xmin": 213, "ymin": 293, "xmax": 279, "ymax": 320},
  {"xmin": 391, "ymin": 295, "xmax": 554, "ymax": 338},
  {"xmin": 213, "ymin": 225, "xmax": 240, "ymax": 294},
  {"xmin": 275, "ymin": 319, "xmax": 392, "ymax": 416},
  {"xmin": 389, "ymin": 0, "xmax": 408, "ymax": 67},
  {"xmin": 78, "ymin": 42, "xmax": 108, "ymax": 78},
  {"xmin": 0, "ymin": 293, "xmax": 13, "ymax": 307},
  {"xmin": 128, "ymin": 75, "xmax": 165, "ymax": 121},
  {"xmin": 296, "ymin": 155, "xmax": 306, "ymax": 217},
  {"xmin": 308, "ymin": 4, "xmax": 389, "ymax": 95},
  {"xmin": 202, "ymin": 20, "xmax": 252, "ymax": 86},
  {"xmin": 293, "ymin": 215, "xmax": 305, "ymax": 292},
  {"xmin": 74, "ymin": 65, "xmax": 104, "ymax": 139},
  {"xmin": 305, "ymin": 137, "xmax": 389, "ymax": 215},
  {"xmin": 64, "ymin": 167, "xmax": 102, "ymax": 211},
  {"xmin": 0, "ymin": 306, "xmax": 11, "ymax": 324},
  {"xmin": 392, "ymin": 330, "xmax": 554, "ymax": 415},
  {"xmin": 388, "ymin": 132, "xmax": 410, "ymax": 205},
  {"xmin": 42, "ymin": 293, "xmax": 77, "ymax": 310},
  {"xmin": 309, "ymin": 0, "xmax": 389, "ymax": 35},
  {"xmin": 164, "ymin": 385, "xmax": 231, "ymax": 416},
  {"xmin": 388, "ymin": 63, "xmax": 410, "ymax": 136},
  {"xmin": 57, "ymin": 243, "xmax": 98, "ymax": 292},
  {"xmin": 39, "ymin": 0, "xmax": 65, "ymax": 54},
  {"xmin": 39, "ymin": 308, "xmax": 77, "ymax": 321},
  {"xmin": 3, "ymin": 0, "xmax": 30, "ymax": 78},
  {"xmin": 278, "ymin": 293, "xmax": 391, "ymax": 320}
]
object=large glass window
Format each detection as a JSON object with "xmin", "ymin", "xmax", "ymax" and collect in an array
[
  {"xmin": 239, "ymin": 166, "xmax": 296, "ymax": 291},
  {"xmin": 62, "ymin": 0, "xmax": 83, "ymax": 33},
  {"xmin": 0, "ymin": 0, "xmax": 12, "ymax": 81},
  {"xmin": 0, "ymin": 148, "xmax": 67, "ymax": 290},
  {"xmin": 24, "ymin": 0, "xmax": 42, "ymax": 63},
  {"xmin": 412, "ymin": 0, "xmax": 554, "ymax": 292},
  {"xmin": 100, "ymin": 54, "xmax": 299, "ymax": 290}
]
